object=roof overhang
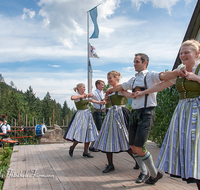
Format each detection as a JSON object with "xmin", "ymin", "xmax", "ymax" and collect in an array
[{"xmin": 172, "ymin": 0, "xmax": 200, "ymax": 70}]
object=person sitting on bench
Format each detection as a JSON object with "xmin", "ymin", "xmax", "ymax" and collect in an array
[
  {"xmin": 0, "ymin": 118, "xmax": 7, "ymax": 137},
  {"xmin": 2, "ymin": 115, "xmax": 11, "ymax": 138}
]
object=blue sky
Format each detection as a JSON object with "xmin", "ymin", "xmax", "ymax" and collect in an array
[{"xmin": 0, "ymin": 0, "xmax": 197, "ymax": 109}]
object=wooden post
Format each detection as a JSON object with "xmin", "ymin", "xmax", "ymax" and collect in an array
[
  {"xmin": 49, "ymin": 117, "xmax": 51, "ymax": 127},
  {"xmin": 21, "ymin": 113, "xmax": 23, "ymax": 126},
  {"xmin": 14, "ymin": 119, "xmax": 16, "ymax": 137},
  {"xmin": 53, "ymin": 109, "xmax": 54, "ymax": 127},
  {"xmin": 18, "ymin": 110, "xmax": 20, "ymax": 126},
  {"xmin": 29, "ymin": 121, "xmax": 30, "ymax": 127},
  {"xmin": 32, "ymin": 117, "xmax": 34, "ymax": 127}
]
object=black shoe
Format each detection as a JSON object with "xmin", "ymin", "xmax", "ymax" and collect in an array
[
  {"xmin": 89, "ymin": 147, "xmax": 100, "ymax": 152},
  {"xmin": 136, "ymin": 172, "xmax": 149, "ymax": 183},
  {"xmin": 103, "ymin": 165, "xmax": 115, "ymax": 173},
  {"xmin": 133, "ymin": 162, "xmax": 140, "ymax": 170},
  {"xmin": 83, "ymin": 153, "xmax": 94, "ymax": 158},
  {"xmin": 69, "ymin": 146, "xmax": 74, "ymax": 157},
  {"xmin": 145, "ymin": 171, "xmax": 163, "ymax": 185}
]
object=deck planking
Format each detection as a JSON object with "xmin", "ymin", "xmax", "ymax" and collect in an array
[{"xmin": 3, "ymin": 141, "xmax": 197, "ymax": 190}]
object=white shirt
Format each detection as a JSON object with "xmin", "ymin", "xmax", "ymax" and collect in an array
[
  {"xmin": 92, "ymin": 89, "xmax": 105, "ymax": 109},
  {"xmin": 5, "ymin": 123, "xmax": 11, "ymax": 131},
  {"xmin": 0, "ymin": 124, "xmax": 7, "ymax": 134},
  {"xmin": 122, "ymin": 70, "xmax": 161, "ymax": 109}
]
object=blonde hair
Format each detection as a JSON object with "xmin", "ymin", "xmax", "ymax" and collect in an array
[
  {"xmin": 73, "ymin": 83, "xmax": 84, "ymax": 92},
  {"xmin": 107, "ymin": 70, "xmax": 121, "ymax": 82},
  {"xmin": 181, "ymin": 39, "xmax": 200, "ymax": 59}
]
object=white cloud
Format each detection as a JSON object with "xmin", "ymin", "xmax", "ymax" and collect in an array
[
  {"xmin": 130, "ymin": 0, "xmax": 180, "ymax": 14},
  {"xmin": 22, "ymin": 8, "xmax": 36, "ymax": 20},
  {"xmin": 48, "ymin": 64, "xmax": 60, "ymax": 67},
  {"xmin": 0, "ymin": 0, "xmax": 196, "ymax": 108},
  {"xmin": 98, "ymin": 0, "xmax": 120, "ymax": 19}
]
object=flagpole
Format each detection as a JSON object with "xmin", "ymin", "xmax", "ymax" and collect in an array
[
  {"xmin": 87, "ymin": 11, "xmax": 89, "ymax": 94},
  {"xmin": 87, "ymin": 4, "xmax": 100, "ymax": 94}
]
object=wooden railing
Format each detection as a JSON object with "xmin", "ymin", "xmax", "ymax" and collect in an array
[{"xmin": 6, "ymin": 126, "xmax": 68, "ymax": 145}]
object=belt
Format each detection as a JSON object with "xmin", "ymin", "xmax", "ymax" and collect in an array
[
  {"xmin": 93, "ymin": 108, "xmax": 106, "ymax": 113},
  {"xmin": 132, "ymin": 86, "xmax": 146, "ymax": 92},
  {"xmin": 132, "ymin": 107, "xmax": 155, "ymax": 114}
]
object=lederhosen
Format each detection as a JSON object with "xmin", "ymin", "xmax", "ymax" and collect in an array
[
  {"xmin": 129, "ymin": 73, "xmax": 155, "ymax": 150},
  {"xmin": 93, "ymin": 92, "xmax": 106, "ymax": 131}
]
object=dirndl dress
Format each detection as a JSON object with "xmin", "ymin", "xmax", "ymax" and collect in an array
[
  {"xmin": 94, "ymin": 92, "xmax": 131, "ymax": 152},
  {"xmin": 156, "ymin": 67, "xmax": 200, "ymax": 183},
  {"xmin": 63, "ymin": 99, "xmax": 98, "ymax": 143}
]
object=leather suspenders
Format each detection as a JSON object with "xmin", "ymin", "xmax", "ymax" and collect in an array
[{"xmin": 132, "ymin": 73, "xmax": 149, "ymax": 108}]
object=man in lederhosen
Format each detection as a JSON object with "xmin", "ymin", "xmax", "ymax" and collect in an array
[
  {"xmin": 105, "ymin": 53, "xmax": 179, "ymax": 185},
  {"xmin": 89, "ymin": 80, "xmax": 106, "ymax": 152}
]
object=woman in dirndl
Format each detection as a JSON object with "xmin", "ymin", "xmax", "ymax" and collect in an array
[
  {"xmin": 132, "ymin": 40, "xmax": 200, "ymax": 189},
  {"xmin": 63, "ymin": 83, "xmax": 98, "ymax": 158},
  {"xmin": 94, "ymin": 70, "xmax": 138, "ymax": 173}
]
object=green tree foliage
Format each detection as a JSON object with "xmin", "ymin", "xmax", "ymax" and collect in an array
[
  {"xmin": 103, "ymin": 83, "xmax": 111, "ymax": 91},
  {"xmin": 42, "ymin": 92, "xmax": 54, "ymax": 125},
  {"xmin": 62, "ymin": 101, "xmax": 70, "ymax": 118},
  {"xmin": 149, "ymin": 86, "xmax": 179, "ymax": 147},
  {"xmin": 0, "ymin": 80, "xmax": 75, "ymax": 127}
]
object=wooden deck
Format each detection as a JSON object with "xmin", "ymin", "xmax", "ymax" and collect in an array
[{"xmin": 3, "ymin": 141, "xmax": 197, "ymax": 190}]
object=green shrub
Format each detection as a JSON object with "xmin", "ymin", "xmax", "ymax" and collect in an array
[
  {"xmin": 149, "ymin": 86, "xmax": 179, "ymax": 147},
  {"xmin": 0, "ymin": 147, "xmax": 13, "ymax": 189}
]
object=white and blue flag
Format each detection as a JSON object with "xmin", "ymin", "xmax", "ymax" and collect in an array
[
  {"xmin": 89, "ymin": 6, "xmax": 99, "ymax": 39},
  {"xmin": 89, "ymin": 43, "xmax": 99, "ymax": 58}
]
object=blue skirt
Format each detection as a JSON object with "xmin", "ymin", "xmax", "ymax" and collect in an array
[
  {"xmin": 94, "ymin": 105, "xmax": 130, "ymax": 153},
  {"xmin": 156, "ymin": 97, "xmax": 200, "ymax": 183},
  {"xmin": 63, "ymin": 109, "xmax": 98, "ymax": 143}
]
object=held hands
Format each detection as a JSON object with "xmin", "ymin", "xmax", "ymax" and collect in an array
[
  {"xmin": 98, "ymin": 101, "xmax": 106, "ymax": 105},
  {"xmin": 81, "ymin": 93, "xmax": 93, "ymax": 99},
  {"xmin": 81, "ymin": 94, "xmax": 89, "ymax": 99},
  {"xmin": 179, "ymin": 69, "xmax": 198, "ymax": 81},
  {"xmin": 104, "ymin": 88, "xmax": 112, "ymax": 96},
  {"xmin": 81, "ymin": 94, "xmax": 88, "ymax": 99},
  {"xmin": 185, "ymin": 72, "xmax": 198, "ymax": 81},
  {"xmin": 178, "ymin": 69, "xmax": 187, "ymax": 78},
  {"xmin": 131, "ymin": 91, "xmax": 144, "ymax": 99}
]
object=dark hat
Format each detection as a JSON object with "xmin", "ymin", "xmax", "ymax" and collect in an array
[
  {"xmin": 1, "ymin": 114, "xmax": 7, "ymax": 120},
  {"xmin": 0, "ymin": 118, "xmax": 4, "ymax": 122}
]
